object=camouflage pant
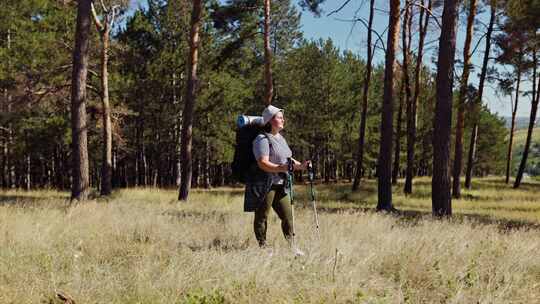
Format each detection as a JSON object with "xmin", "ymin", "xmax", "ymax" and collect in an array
[{"xmin": 254, "ymin": 185, "xmax": 293, "ymax": 247}]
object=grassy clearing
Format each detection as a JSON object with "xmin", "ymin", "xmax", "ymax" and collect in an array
[
  {"xmin": 1, "ymin": 178, "xmax": 540, "ymax": 303},
  {"xmin": 320, "ymin": 177, "xmax": 540, "ymax": 225},
  {"xmin": 512, "ymin": 127, "xmax": 540, "ymax": 150}
]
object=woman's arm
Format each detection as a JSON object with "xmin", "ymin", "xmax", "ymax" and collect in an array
[{"xmin": 257, "ymin": 156, "xmax": 288, "ymax": 173}]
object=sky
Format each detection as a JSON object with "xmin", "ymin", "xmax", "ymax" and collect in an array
[
  {"xmin": 299, "ymin": 0, "xmax": 533, "ymax": 119},
  {"xmin": 127, "ymin": 0, "xmax": 534, "ymax": 118}
]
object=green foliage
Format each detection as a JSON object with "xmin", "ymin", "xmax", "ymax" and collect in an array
[
  {"xmin": 0, "ymin": 0, "xmax": 514, "ymax": 188},
  {"xmin": 505, "ymin": 0, "xmax": 540, "ymax": 28},
  {"xmin": 470, "ymin": 106, "xmax": 508, "ymax": 175}
]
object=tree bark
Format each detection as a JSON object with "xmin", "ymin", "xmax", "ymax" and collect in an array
[
  {"xmin": 135, "ymin": 118, "xmax": 147, "ymax": 186},
  {"xmin": 112, "ymin": 145, "xmax": 118, "ymax": 188},
  {"xmin": 91, "ymin": 3, "xmax": 115, "ymax": 196},
  {"xmin": 432, "ymin": 0, "xmax": 459, "ymax": 217},
  {"xmin": 514, "ymin": 50, "xmax": 539, "ymax": 188},
  {"xmin": 264, "ymin": 0, "xmax": 273, "ymax": 105},
  {"xmin": 218, "ymin": 163, "xmax": 224, "ymax": 186},
  {"xmin": 405, "ymin": 0, "xmax": 430, "ymax": 194},
  {"xmin": 175, "ymin": 121, "xmax": 182, "ymax": 186},
  {"xmin": 203, "ymin": 137, "xmax": 210, "ymax": 188},
  {"xmin": 174, "ymin": 74, "xmax": 182, "ymax": 187},
  {"xmin": 1, "ymin": 137, "xmax": 6, "ymax": 188},
  {"xmin": 452, "ymin": 0, "xmax": 477, "ymax": 198},
  {"xmin": 377, "ymin": 0, "xmax": 400, "ymax": 211},
  {"xmin": 1, "ymin": 28, "xmax": 10, "ymax": 188},
  {"xmin": 392, "ymin": 81, "xmax": 405, "ymax": 184},
  {"xmin": 324, "ymin": 142, "xmax": 330, "ymax": 183},
  {"xmin": 352, "ymin": 0, "xmax": 375, "ymax": 191},
  {"xmin": 101, "ymin": 23, "xmax": 113, "ymax": 196},
  {"xmin": 25, "ymin": 145, "xmax": 31, "ymax": 190},
  {"xmin": 396, "ymin": 4, "xmax": 413, "ymax": 186},
  {"xmin": 465, "ymin": 1, "xmax": 496, "ymax": 189},
  {"xmin": 70, "ymin": 0, "xmax": 92, "ymax": 201},
  {"xmin": 506, "ymin": 69, "xmax": 521, "ymax": 184},
  {"xmin": 179, "ymin": 0, "xmax": 203, "ymax": 200}
]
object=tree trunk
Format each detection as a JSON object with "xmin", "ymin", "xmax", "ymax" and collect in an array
[
  {"xmin": 506, "ymin": 70, "xmax": 521, "ymax": 184},
  {"xmin": 1, "ymin": 136, "xmax": 5, "ymax": 188},
  {"xmin": 1, "ymin": 28, "xmax": 9, "ymax": 188},
  {"xmin": 392, "ymin": 82, "xmax": 405, "ymax": 185},
  {"xmin": 432, "ymin": 0, "xmax": 459, "ymax": 217},
  {"xmin": 452, "ymin": 0, "xmax": 477, "ymax": 198},
  {"xmin": 352, "ymin": 0, "xmax": 375, "ymax": 191},
  {"xmin": 25, "ymin": 152, "xmax": 31, "ymax": 190},
  {"xmin": 514, "ymin": 51, "xmax": 539, "ymax": 188},
  {"xmin": 324, "ymin": 143, "xmax": 330, "ymax": 183},
  {"xmin": 54, "ymin": 146, "xmax": 62, "ymax": 189},
  {"xmin": 112, "ymin": 145, "xmax": 118, "ymax": 188},
  {"xmin": 179, "ymin": 0, "xmax": 202, "ymax": 201},
  {"xmin": 91, "ymin": 5, "xmax": 114, "ymax": 196},
  {"xmin": 135, "ymin": 119, "xmax": 147, "ymax": 186},
  {"xmin": 333, "ymin": 154, "xmax": 338, "ymax": 182},
  {"xmin": 153, "ymin": 167, "xmax": 158, "ymax": 187},
  {"xmin": 465, "ymin": 1, "xmax": 496, "ymax": 189},
  {"xmin": 377, "ymin": 0, "xmax": 400, "ymax": 212},
  {"xmin": 70, "ymin": 0, "xmax": 92, "ymax": 201},
  {"xmin": 122, "ymin": 160, "xmax": 128, "ymax": 187},
  {"xmin": 405, "ymin": 0, "xmax": 430, "ymax": 194},
  {"xmin": 175, "ymin": 108, "xmax": 182, "ymax": 187},
  {"xmin": 396, "ymin": 4, "xmax": 413, "ymax": 186},
  {"xmin": 218, "ymin": 163, "xmax": 224, "ymax": 186},
  {"xmin": 264, "ymin": 0, "xmax": 273, "ymax": 105},
  {"xmin": 1, "ymin": 118, "xmax": 6, "ymax": 189},
  {"xmin": 153, "ymin": 131, "xmax": 161, "ymax": 187},
  {"xmin": 203, "ymin": 138, "xmax": 210, "ymax": 188}
]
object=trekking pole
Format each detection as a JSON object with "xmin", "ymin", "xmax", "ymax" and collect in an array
[
  {"xmin": 287, "ymin": 158, "xmax": 297, "ymax": 251},
  {"xmin": 308, "ymin": 162, "xmax": 320, "ymax": 240}
]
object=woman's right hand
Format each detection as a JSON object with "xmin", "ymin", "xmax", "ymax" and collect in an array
[{"xmin": 257, "ymin": 156, "xmax": 290, "ymax": 173}]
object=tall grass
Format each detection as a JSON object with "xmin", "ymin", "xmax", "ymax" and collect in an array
[{"xmin": 1, "ymin": 179, "xmax": 540, "ymax": 303}]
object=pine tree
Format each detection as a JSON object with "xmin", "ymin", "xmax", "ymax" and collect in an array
[
  {"xmin": 452, "ymin": 0, "xmax": 477, "ymax": 198},
  {"xmin": 70, "ymin": 0, "xmax": 93, "ymax": 201},
  {"xmin": 179, "ymin": 0, "xmax": 203, "ymax": 200},
  {"xmin": 433, "ymin": 0, "xmax": 459, "ymax": 216},
  {"xmin": 378, "ymin": 0, "xmax": 400, "ymax": 212}
]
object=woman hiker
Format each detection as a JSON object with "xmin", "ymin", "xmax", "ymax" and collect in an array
[{"xmin": 244, "ymin": 105, "xmax": 310, "ymax": 255}]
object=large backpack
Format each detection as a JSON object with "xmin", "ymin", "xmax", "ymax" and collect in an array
[{"xmin": 231, "ymin": 124, "xmax": 267, "ymax": 183}]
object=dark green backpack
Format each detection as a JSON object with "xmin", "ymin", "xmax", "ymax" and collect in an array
[{"xmin": 231, "ymin": 124, "xmax": 268, "ymax": 183}]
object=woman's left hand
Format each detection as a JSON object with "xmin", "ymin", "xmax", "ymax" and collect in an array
[{"xmin": 297, "ymin": 160, "xmax": 311, "ymax": 171}]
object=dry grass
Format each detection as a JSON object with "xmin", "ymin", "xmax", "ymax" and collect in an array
[
  {"xmin": 512, "ymin": 127, "xmax": 540, "ymax": 151},
  {"xmin": 1, "ymin": 178, "xmax": 540, "ymax": 303},
  {"xmin": 326, "ymin": 177, "xmax": 540, "ymax": 225}
]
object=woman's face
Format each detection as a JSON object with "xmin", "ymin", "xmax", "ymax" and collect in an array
[{"xmin": 271, "ymin": 111, "xmax": 285, "ymax": 131}]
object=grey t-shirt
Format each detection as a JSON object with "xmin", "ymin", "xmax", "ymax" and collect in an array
[{"xmin": 253, "ymin": 133, "xmax": 293, "ymax": 185}]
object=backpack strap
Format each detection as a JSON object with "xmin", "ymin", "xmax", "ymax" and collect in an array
[{"xmin": 263, "ymin": 133, "xmax": 272, "ymax": 148}]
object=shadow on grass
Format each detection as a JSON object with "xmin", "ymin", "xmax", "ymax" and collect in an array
[
  {"xmin": 393, "ymin": 177, "xmax": 540, "ymax": 192},
  {"xmin": 178, "ymin": 237, "xmax": 251, "ymax": 252},
  {"xmin": 0, "ymin": 194, "xmax": 69, "ymax": 207},
  {"xmin": 314, "ymin": 205, "xmax": 540, "ymax": 232},
  {"xmin": 461, "ymin": 179, "xmax": 540, "ymax": 192},
  {"xmin": 199, "ymin": 189, "xmax": 244, "ymax": 198},
  {"xmin": 398, "ymin": 209, "xmax": 540, "ymax": 232}
]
